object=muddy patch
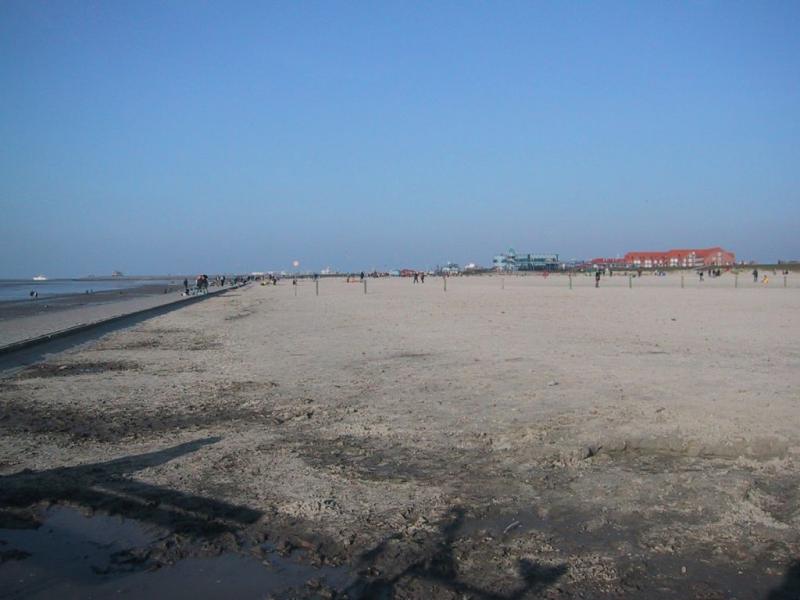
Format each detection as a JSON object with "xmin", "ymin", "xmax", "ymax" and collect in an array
[
  {"xmin": 16, "ymin": 360, "xmax": 139, "ymax": 379},
  {"xmin": 92, "ymin": 330, "xmax": 222, "ymax": 351},
  {"xmin": 225, "ymin": 309, "xmax": 256, "ymax": 321},
  {"xmin": 0, "ymin": 380, "xmax": 283, "ymax": 442},
  {"xmin": 389, "ymin": 351, "xmax": 433, "ymax": 360},
  {"xmin": 296, "ymin": 434, "xmax": 492, "ymax": 484}
]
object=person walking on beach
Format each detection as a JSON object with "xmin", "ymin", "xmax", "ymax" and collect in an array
[
  {"xmin": 595, "ymin": 270, "xmax": 601, "ymax": 288},
  {"xmin": 413, "ymin": 272, "xmax": 419, "ymax": 284},
  {"xmin": 753, "ymin": 268, "xmax": 759, "ymax": 283},
  {"xmin": 360, "ymin": 271, "xmax": 365, "ymax": 281},
  {"xmin": 183, "ymin": 278, "xmax": 189, "ymax": 295},
  {"xmin": 421, "ymin": 273, "xmax": 425, "ymax": 283}
]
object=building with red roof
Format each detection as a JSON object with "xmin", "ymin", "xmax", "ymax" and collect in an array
[{"xmin": 624, "ymin": 247, "xmax": 735, "ymax": 268}]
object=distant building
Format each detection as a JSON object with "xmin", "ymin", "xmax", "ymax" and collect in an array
[
  {"xmin": 624, "ymin": 247, "xmax": 735, "ymax": 269},
  {"xmin": 439, "ymin": 262, "xmax": 461, "ymax": 275},
  {"xmin": 493, "ymin": 249, "xmax": 560, "ymax": 271},
  {"xmin": 590, "ymin": 258, "xmax": 628, "ymax": 270},
  {"xmin": 111, "ymin": 270, "xmax": 124, "ymax": 277}
]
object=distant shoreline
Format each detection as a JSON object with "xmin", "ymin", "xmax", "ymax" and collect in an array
[{"xmin": 0, "ymin": 281, "xmax": 185, "ymax": 321}]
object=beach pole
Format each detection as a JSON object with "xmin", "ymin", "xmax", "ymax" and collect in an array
[
  {"xmin": 784, "ymin": 275, "xmax": 787, "ymax": 288},
  {"xmin": 569, "ymin": 273, "xmax": 572, "ymax": 289},
  {"xmin": 735, "ymin": 273, "xmax": 738, "ymax": 288},
  {"xmin": 316, "ymin": 280, "xmax": 319, "ymax": 296},
  {"xmin": 502, "ymin": 277, "xmax": 504, "ymax": 290},
  {"xmin": 294, "ymin": 284, "xmax": 297, "ymax": 297},
  {"xmin": 363, "ymin": 279, "xmax": 367, "ymax": 295},
  {"xmin": 681, "ymin": 274, "xmax": 684, "ymax": 289},
  {"xmin": 628, "ymin": 275, "xmax": 632, "ymax": 289},
  {"xmin": 444, "ymin": 276, "xmax": 447, "ymax": 293}
]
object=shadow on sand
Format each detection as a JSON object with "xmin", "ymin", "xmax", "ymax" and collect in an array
[
  {"xmin": 0, "ymin": 437, "xmax": 261, "ymax": 536},
  {"xmin": 346, "ymin": 507, "xmax": 567, "ymax": 599}
]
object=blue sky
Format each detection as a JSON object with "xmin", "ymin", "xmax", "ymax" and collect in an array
[{"xmin": 1, "ymin": 1, "xmax": 798, "ymax": 276}]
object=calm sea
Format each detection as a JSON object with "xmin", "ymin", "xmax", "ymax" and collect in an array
[{"xmin": 0, "ymin": 279, "xmax": 180, "ymax": 302}]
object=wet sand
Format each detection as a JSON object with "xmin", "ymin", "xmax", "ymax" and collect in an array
[
  {"xmin": 1, "ymin": 274, "xmax": 799, "ymax": 598},
  {"xmin": 0, "ymin": 284, "xmax": 191, "ymax": 348}
]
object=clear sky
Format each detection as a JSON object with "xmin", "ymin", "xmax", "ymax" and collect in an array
[{"xmin": 1, "ymin": 1, "xmax": 798, "ymax": 276}]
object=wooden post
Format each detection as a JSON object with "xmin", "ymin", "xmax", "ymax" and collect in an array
[
  {"xmin": 444, "ymin": 276, "xmax": 447, "ymax": 292},
  {"xmin": 681, "ymin": 274, "xmax": 684, "ymax": 289},
  {"xmin": 629, "ymin": 275, "xmax": 632, "ymax": 289},
  {"xmin": 569, "ymin": 273, "xmax": 572, "ymax": 289},
  {"xmin": 735, "ymin": 273, "xmax": 738, "ymax": 288},
  {"xmin": 784, "ymin": 275, "xmax": 788, "ymax": 288},
  {"xmin": 363, "ymin": 279, "xmax": 367, "ymax": 295},
  {"xmin": 316, "ymin": 280, "xmax": 319, "ymax": 296},
  {"xmin": 502, "ymin": 277, "xmax": 504, "ymax": 290}
]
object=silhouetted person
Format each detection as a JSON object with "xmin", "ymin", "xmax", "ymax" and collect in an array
[
  {"xmin": 753, "ymin": 268, "xmax": 759, "ymax": 282},
  {"xmin": 595, "ymin": 271, "xmax": 601, "ymax": 288}
]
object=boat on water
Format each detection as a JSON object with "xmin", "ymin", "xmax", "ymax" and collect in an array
[{"xmin": 32, "ymin": 275, "xmax": 48, "ymax": 281}]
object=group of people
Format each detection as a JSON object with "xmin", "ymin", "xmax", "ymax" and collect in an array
[
  {"xmin": 412, "ymin": 272, "xmax": 426, "ymax": 283},
  {"xmin": 183, "ymin": 275, "xmax": 210, "ymax": 295},
  {"xmin": 698, "ymin": 268, "xmax": 724, "ymax": 281}
]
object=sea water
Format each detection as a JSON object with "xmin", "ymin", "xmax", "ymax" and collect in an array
[{"xmin": 0, "ymin": 279, "xmax": 179, "ymax": 302}]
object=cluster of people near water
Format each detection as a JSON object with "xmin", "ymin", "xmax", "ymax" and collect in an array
[{"xmin": 182, "ymin": 274, "xmax": 251, "ymax": 296}]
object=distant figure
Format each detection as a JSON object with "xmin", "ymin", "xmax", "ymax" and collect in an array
[
  {"xmin": 183, "ymin": 278, "xmax": 189, "ymax": 294},
  {"xmin": 360, "ymin": 271, "xmax": 365, "ymax": 281},
  {"xmin": 608, "ymin": 268, "xmax": 613, "ymax": 277},
  {"xmin": 413, "ymin": 273, "xmax": 419, "ymax": 284},
  {"xmin": 421, "ymin": 273, "xmax": 425, "ymax": 283},
  {"xmin": 595, "ymin": 271, "xmax": 601, "ymax": 288},
  {"xmin": 753, "ymin": 268, "xmax": 759, "ymax": 283},
  {"xmin": 30, "ymin": 290, "xmax": 38, "ymax": 299},
  {"xmin": 763, "ymin": 275, "xmax": 769, "ymax": 285},
  {"xmin": 699, "ymin": 271, "xmax": 704, "ymax": 282}
]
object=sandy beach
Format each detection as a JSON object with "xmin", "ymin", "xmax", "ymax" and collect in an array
[{"xmin": 1, "ymin": 273, "xmax": 799, "ymax": 598}]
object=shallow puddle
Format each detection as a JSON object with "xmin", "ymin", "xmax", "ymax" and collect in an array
[{"xmin": 0, "ymin": 505, "xmax": 352, "ymax": 599}]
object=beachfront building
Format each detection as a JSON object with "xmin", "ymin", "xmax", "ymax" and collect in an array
[
  {"xmin": 624, "ymin": 247, "xmax": 735, "ymax": 269},
  {"xmin": 494, "ymin": 249, "xmax": 560, "ymax": 272},
  {"xmin": 493, "ymin": 249, "xmax": 517, "ymax": 271},
  {"xmin": 590, "ymin": 258, "xmax": 629, "ymax": 270},
  {"xmin": 438, "ymin": 262, "xmax": 462, "ymax": 275}
]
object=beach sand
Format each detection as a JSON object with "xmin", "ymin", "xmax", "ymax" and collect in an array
[{"xmin": 1, "ymin": 273, "xmax": 798, "ymax": 598}]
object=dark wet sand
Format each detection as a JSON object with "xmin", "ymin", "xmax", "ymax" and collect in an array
[{"xmin": 0, "ymin": 283, "xmax": 185, "ymax": 321}]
